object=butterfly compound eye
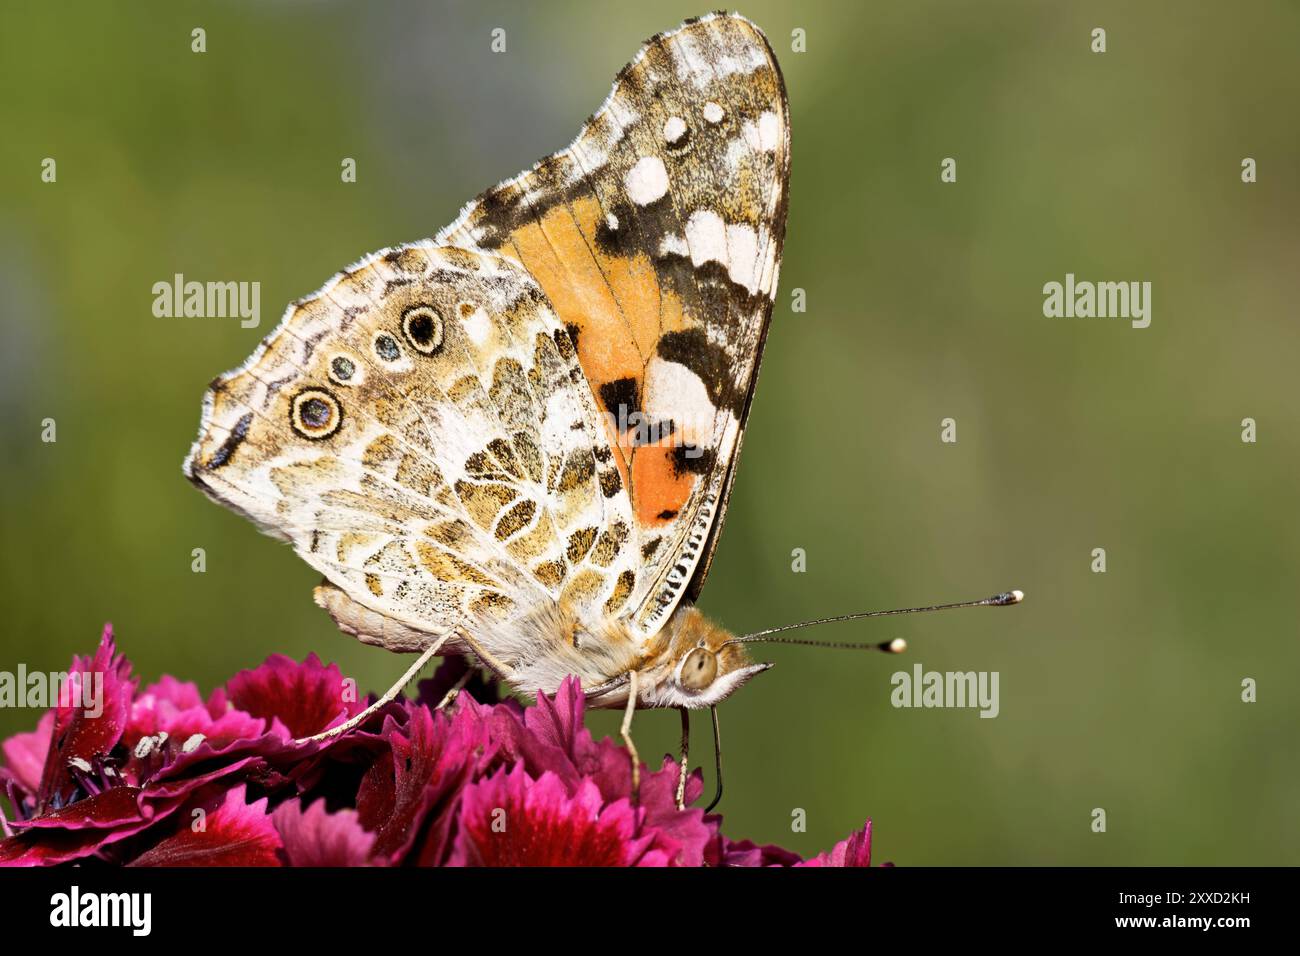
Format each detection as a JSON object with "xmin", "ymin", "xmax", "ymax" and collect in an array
[
  {"xmin": 680, "ymin": 647, "xmax": 718, "ymax": 691},
  {"xmin": 401, "ymin": 305, "xmax": 444, "ymax": 355},
  {"xmin": 290, "ymin": 387, "xmax": 343, "ymax": 440}
]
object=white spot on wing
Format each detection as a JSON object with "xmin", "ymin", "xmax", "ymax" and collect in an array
[
  {"xmin": 644, "ymin": 357, "xmax": 715, "ymax": 443},
  {"xmin": 624, "ymin": 156, "xmax": 670, "ymax": 206},
  {"xmin": 703, "ymin": 101, "xmax": 725, "ymax": 124},
  {"xmin": 758, "ymin": 111, "xmax": 781, "ymax": 152},
  {"xmin": 680, "ymin": 212, "xmax": 770, "ymax": 295},
  {"xmin": 685, "ymin": 210, "xmax": 728, "ymax": 268},
  {"xmin": 659, "ymin": 234, "xmax": 689, "ymax": 258},
  {"xmin": 663, "ymin": 116, "xmax": 687, "ymax": 145},
  {"xmin": 725, "ymin": 223, "xmax": 759, "ymax": 294},
  {"xmin": 462, "ymin": 306, "xmax": 492, "ymax": 347}
]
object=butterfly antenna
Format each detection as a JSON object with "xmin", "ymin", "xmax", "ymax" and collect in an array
[{"xmin": 723, "ymin": 589, "xmax": 1024, "ymax": 652}]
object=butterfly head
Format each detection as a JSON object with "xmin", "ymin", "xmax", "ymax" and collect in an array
[
  {"xmin": 640, "ymin": 605, "xmax": 773, "ymax": 709},
  {"xmin": 629, "ymin": 589, "xmax": 1027, "ymax": 710}
]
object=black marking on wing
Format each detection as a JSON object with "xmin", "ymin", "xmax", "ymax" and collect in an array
[{"xmin": 206, "ymin": 412, "xmax": 253, "ymax": 469}]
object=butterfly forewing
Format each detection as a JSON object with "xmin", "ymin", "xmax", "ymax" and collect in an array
[{"xmin": 438, "ymin": 12, "xmax": 790, "ymax": 635}]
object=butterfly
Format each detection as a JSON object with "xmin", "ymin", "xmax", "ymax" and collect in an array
[{"xmin": 182, "ymin": 13, "xmax": 1018, "ymax": 810}]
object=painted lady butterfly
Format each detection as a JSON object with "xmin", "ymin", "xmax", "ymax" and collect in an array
[{"xmin": 182, "ymin": 13, "xmax": 1017, "ymax": 808}]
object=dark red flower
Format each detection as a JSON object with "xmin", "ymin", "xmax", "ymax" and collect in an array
[
  {"xmin": 273, "ymin": 798, "xmax": 376, "ymax": 866},
  {"xmin": 355, "ymin": 703, "xmax": 493, "ymax": 865},
  {"xmin": 226, "ymin": 653, "xmax": 365, "ymax": 740},
  {"xmin": 127, "ymin": 785, "xmax": 281, "ymax": 867},
  {"xmin": 127, "ymin": 675, "xmax": 272, "ymax": 750},
  {"xmin": 797, "ymin": 820, "xmax": 873, "ymax": 867},
  {"xmin": 34, "ymin": 626, "xmax": 135, "ymax": 816},
  {"xmin": 713, "ymin": 836, "xmax": 804, "ymax": 868},
  {"xmin": 478, "ymin": 677, "xmax": 714, "ymax": 866},
  {"xmin": 450, "ymin": 766, "xmax": 667, "ymax": 866},
  {"xmin": 0, "ymin": 626, "xmax": 887, "ymax": 867},
  {"xmin": 0, "ymin": 628, "xmax": 298, "ymax": 865}
]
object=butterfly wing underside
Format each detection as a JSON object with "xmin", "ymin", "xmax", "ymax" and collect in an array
[
  {"xmin": 439, "ymin": 12, "xmax": 790, "ymax": 636},
  {"xmin": 184, "ymin": 245, "xmax": 642, "ymax": 652},
  {"xmin": 185, "ymin": 13, "xmax": 788, "ymax": 665}
]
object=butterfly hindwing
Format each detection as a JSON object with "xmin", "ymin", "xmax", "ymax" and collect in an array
[
  {"xmin": 438, "ymin": 12, "xmax": 790, "ymax": 635},
  {"xmin": 184, "ymin": 243, "xmax": 640, "ymax": 644}
]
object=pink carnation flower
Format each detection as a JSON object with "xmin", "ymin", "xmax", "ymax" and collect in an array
[{"xmin": 0, "ymin": 626, "xmax": 880, "ymax": 867}]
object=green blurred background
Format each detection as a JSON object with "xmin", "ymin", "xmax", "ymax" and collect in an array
[{"xmin": 2, "ymin": 1, "xmax": 1297, "ymax": 864}]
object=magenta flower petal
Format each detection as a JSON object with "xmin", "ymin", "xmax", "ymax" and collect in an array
[
  {"xmin": 450, "ymin": 766, "xmax": 664, "ymax": 867},
  {"xmin": 797, "ymin": 820, "xmax": 873, "ymax": 867},
  {"xmin": 0, "ymin": 815, "xmax": 161, "ymax": 867},
  {"xmin": 135, "ymin": 675, "xmax": 205, "ymax": 713},
  {"xmin": 524, "ymin": 675, "xmax": 587, "ymax": 756},
  {"xmin": 0, "ymin": 790, "xmax": 188, "ymax": 867},
  {"xmin": 356, "ymin": 704, "xmax": 491, "ymax": 865},
  {"xmin": 635, "ymin": 757, "xmax": 713, "ymax": 867},
  {"xmin": 474, "ymin": 682, "xmax": 716, "ymax": 865},
  {"xmin": 35, "ymin": 625, "xmax": 136, "ymax": 812},
  {"xmin": 0, "ymin": 828, "xmax": 107, "ymax": 866},
  {"xmin": 128, "ymin": 675, "xmax": 218, "ymax": 741},
  {"xmin": 486, "ymin": 678, "xmax": 590, "ymax": 791},
  {"xmin": 225, "ymin": 653, "xmax": 364, "ymax": 740},
  {"xmin": 273, "ymin": 798, "xmax": 377, "ymax": 866},
  {"xmin": 520, "ymin": 678, "xmax": 638, "ymax": 793},
  {"xmin": 144, "ymin": 755, "xmax": 264, "ymax": 802},
  {"xmin": 1, "ymin": 710, "xmax": 54, "ymax": 796},
  {"xmin": 128, "ymin": 786, "xmax": 281, "ymax": 867},
  {"xmin": 490, "ymin": 677, "xmax": 639, "ymax": 796},
  {"xmin": 15, "ymin": 786, "xmax": 149, "ymax": 831},
  {"xmin": 713, "ymin": 837, "xmax": 804, "ymax": 867}
]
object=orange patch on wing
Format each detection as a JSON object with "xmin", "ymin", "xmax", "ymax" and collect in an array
[
  {"xmin": 500, "ymin": 194, "xmax": 701, "ymax": 516},
  {"xmin": 630, "ymin": 445, "xmax": 695, "ymax": 527},
  {"xmin": 503, "ymin": 202, "xmax": 638, "ymax": 388},
  {"xmin": 503, "ymin": 204, "xmax": 638, "ymax": 496},
  {"xmin": 565, "ymin": 194, "xmax": 692, "ymax": 359},
  {"xmin": 503, "ymin": 196, "xmax": 694, "ymax": 401}
]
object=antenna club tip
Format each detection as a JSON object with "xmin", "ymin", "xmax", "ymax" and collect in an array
[
  {"xmin": 989, "ymin": 589, "xmax": 1024, "ymax": 606},
  {"xmin": 885, "ymin": 637, "xmax": 907, "ymax": 654},
  {"xmin": 1009, "ymin": 589, "xmax": 1024, "ymax": 604}
]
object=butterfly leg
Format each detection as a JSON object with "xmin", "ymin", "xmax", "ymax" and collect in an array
[
  {"xmin": 620, "ymin": 669, "xmax": 641, "ymax": 804},
  {"xmin": 704, "ymin": 706, "xmax": 724, "ymax": 813},
  {"xmin": 675, "ymin": 707, "xmax": 690, "ymax": 811},
  {"xmin": 296, "ymin": 634, "xmax": 450, "ymax": 745},
  {"xmin": 434, "ymin": 668, "xmax": 474, "ymax": 711}
]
